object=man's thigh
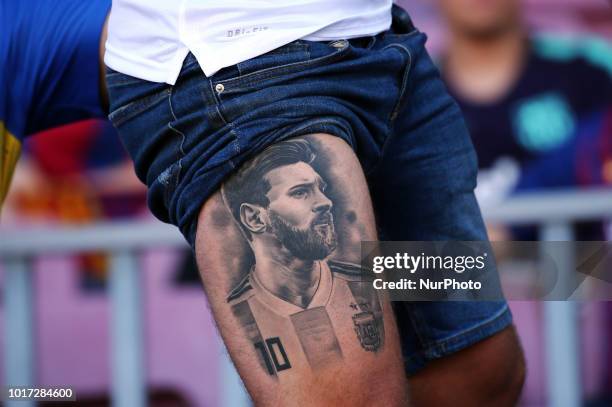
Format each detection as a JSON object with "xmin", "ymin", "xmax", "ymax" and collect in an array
[{"xmin": 194, "ymin": 134, "xmax": 407, "ymax": 405}]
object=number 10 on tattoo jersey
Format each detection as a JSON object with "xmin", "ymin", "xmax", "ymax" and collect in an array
[{"xmin": 254, "ymin": 337, "xmax": 292, "ymax": 375}]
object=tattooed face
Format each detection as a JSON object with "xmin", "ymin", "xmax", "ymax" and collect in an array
[
  {"xmin": 225, "ymin": 138, "xmax": 386, "ymax": 377},
  {"xmin": 264, "ymin": 162, "xmax": 337, "ymax": 260}
]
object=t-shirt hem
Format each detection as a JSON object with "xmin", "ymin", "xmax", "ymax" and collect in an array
[
  {"xmin": 104, "ymin": 45, "xmax": 189, "ymax": 85},
  {"xmin": 302, "ymin": 17, "xmax": 391, "ymax": 41}
]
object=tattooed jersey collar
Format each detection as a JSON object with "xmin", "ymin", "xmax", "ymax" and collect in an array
[{"xmin": 250, "ymin": 260, "xmax": 334, "ymax": 315}]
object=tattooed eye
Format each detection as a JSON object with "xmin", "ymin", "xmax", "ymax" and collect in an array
[{"xmin": 290, "ymin": 188, "xmax": 308, "ymax": 198}]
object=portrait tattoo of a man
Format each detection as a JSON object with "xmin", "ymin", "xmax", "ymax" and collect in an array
[{"xmin": 221, "ymin": 138, "xmax": 384, "ymax": 377}]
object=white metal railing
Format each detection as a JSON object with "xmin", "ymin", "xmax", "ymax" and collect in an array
[
  {"xmin": 0, "ymin": 221, "xmax": 250, "ymax": 407},
  {"xmin": 481, "ymin": 188, "xmax": 612, "ymax": 407},
  {"xmin": 1, "ymin": 187, "xmax": 612, "ymax": 407}
]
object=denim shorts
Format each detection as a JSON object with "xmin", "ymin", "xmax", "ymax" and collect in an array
[{"xmin": 106, "ymin": 6, "xmax": 512, "ymax": 374}]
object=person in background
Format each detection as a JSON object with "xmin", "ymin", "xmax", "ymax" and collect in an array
[{"xmin": 437, "ymin": 0, "xmax": 612, "ymax": 239}]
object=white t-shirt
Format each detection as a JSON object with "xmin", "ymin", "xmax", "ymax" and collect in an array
[{"xmin": 105, "ymin": 0, "xmax": 393, "ymax": 84}]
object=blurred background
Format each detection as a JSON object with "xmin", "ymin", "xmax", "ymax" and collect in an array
[{"xmin": 0, "ymin": 0, "xmax": 611, "ymax": 406}]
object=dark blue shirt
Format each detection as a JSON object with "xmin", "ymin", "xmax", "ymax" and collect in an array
[
  {"xmin": 1, "ymin": 0, "xmax": 110, "ymax": 139},
  {"xmin": 446, "ymin": 36, "xmax": 612, "ymax": 175}
]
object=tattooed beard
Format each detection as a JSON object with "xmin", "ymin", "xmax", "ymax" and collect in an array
[{"xmin": 268, "ymin": 210, "xmax": 338, "ymax": 261}]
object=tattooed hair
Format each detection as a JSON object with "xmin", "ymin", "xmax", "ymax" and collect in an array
[{"xmin": 222, "ymin": 138, "xmax": 316, "ymax": 240}]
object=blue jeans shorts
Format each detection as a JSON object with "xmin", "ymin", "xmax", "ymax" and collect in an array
[{"xmin": 106, "ymin": 5, "xmax": 512, "ymax": 374}]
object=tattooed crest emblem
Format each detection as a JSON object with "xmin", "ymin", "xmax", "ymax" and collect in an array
[{"xmin": 352, "ymin": 311, "xmax": 381, "ymax": 352}]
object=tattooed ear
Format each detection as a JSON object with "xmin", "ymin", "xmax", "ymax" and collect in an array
[{"xmin": 240, "ymin": 203, "xmax": 266, "ymax": 234}]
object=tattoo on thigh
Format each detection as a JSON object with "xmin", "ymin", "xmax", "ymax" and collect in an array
[{"xmin": 221, "ymin": 137, "xmax": 384, "ymax": 376}]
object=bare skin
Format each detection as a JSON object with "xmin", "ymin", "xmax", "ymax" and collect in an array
[
  {"xmin": 99, "ymin": 14, "xmax": 109, "ymax": 110},
  {"xmin": 247, "ymin": 163, "xmax": 332, "ymax": 307},
  {"xmin": 195, "ymin": 134, "xmax": 409, "ymax": 406},
  {"xmin": 440, "ymin": 0, "xmax": 527, "ymax": 104}
]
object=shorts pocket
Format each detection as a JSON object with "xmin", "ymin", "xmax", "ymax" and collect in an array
[{"xmin": 106, "ymin": 68, "xmax": 171, "ymax": 127}]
